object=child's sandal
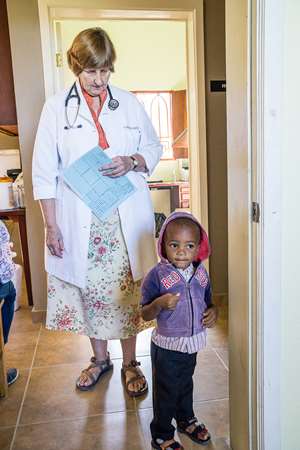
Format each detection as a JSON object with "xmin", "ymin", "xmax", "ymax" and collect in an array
[
  {"xmin": 177, "ymin": 418, "xmax": 211, "ymax": 445},
  {"xmin": 151, "ymin": 438, "xmax": 184, "ymax": 449}
]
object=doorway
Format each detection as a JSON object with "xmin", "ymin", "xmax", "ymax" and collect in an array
[
  {"xmin": 41, "ymin": 7, "xmax": 208, "ymax": 231},
  {"xmin": 40, "ymin": 3, "xmax": 230, "ymax": 448}
]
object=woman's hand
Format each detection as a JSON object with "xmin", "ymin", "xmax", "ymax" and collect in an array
[
  {"xmin": 100, "ymin": 156, "xmax": 133, "ymax": 177},
  {"xmin": 202, "ymin": 305, "xmax": 218, "ymax": 328},
  {"xmin": 46, "ymin": 225, "xmax": 64, "ymax": 258}
]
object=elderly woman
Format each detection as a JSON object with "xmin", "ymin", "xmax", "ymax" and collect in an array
[{"xmin": 32, "ymin": 27, "xmax": 162, "ymax": 396}]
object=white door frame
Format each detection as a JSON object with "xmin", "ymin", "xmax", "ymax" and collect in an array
[
  {"xmin": 251, "ymin": 1, "xmax": 283, "ymax": 449},
  {"xmin": 227, "ymin": 0, "xmax": 282, "ymax": 448},
  {"xmin": 37, "ymin": 4, "xmax": 209, "ymax": 231}
]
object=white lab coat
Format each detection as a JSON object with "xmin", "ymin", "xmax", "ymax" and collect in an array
[{"xmin": 32, "ymin": 81, "xmax": 162, "ymax": 288}]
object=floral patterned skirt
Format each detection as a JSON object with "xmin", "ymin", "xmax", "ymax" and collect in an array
[{"xmin": 46, "ymin": 211, "xmax": 151, "ymax": 339}]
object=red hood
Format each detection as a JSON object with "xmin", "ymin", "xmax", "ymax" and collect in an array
[{"xmin": 157, "ymin": 211, "xmax": 211, "ymax": 263}]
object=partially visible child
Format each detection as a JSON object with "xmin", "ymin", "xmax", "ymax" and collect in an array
[
  {"xmin": 141, "ymin": 212, "xmax": 218, "ymax": 450},
  {"xmin": 0, "ymin": 219, "xmax": 19, "ymax": 385}
]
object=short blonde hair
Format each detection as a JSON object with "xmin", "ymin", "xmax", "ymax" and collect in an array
[{"xmin": 67, "ymin": 27, "xmax": 116, "ymax": 76}]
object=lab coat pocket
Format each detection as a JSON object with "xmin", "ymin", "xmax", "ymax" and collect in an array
[{"xmin": 123, "ymin": 126, "xmax": 141, "ymax": 154}]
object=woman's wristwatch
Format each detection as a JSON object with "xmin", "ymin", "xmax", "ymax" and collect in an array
[{"xmin": 130, "ymin": 155, "xmax": 139, "ymax": 171}]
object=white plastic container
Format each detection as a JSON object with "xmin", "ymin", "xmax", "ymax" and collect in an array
[{"xmin": 0, "ymin": 177, "xmax": 15, "ymax": 209}]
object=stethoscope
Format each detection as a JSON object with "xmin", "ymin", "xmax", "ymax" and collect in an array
[{"xmin": 64, "ymin": 82, "xmax": 119, "ymax": 130}]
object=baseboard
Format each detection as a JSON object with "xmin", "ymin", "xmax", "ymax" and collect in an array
[{"xmin": 31, "ymin": 306, "xmax": 46, "ymax": 323}]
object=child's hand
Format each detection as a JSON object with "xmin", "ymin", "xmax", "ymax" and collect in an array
[
  {"xmin": 202, "ymin": 305, "xmax": 218, "ymax": 328},
  {"xmin": 157, "ymin": 293, "xmax": 180, "ymax": 310}
]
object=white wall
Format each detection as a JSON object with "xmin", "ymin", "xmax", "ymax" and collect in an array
[
  {"xmin": 280, "ymin": 1, "xmax": 300, "ymax": 447},
  {"xmin": 59, "ymin": 19, "xmax": 187, "ymax": 91}
]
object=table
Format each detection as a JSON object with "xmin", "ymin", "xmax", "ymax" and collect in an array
[
  {"xmin": 148, "ymin": 182, "xmax": 180, "ymax": 211},
  {"xmin": 0, "ymin": 208, "xmax": 33, "ymax": 306}
]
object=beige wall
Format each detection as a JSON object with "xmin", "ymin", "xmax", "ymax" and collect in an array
[
  {"xmin": 204, "ymin": 0, "xmax": 228, "ymax": 296},
  {"xmin": 7, "ymin": 0, "xmax": 47, "ymax": 313},
  {"xmin": 226, "ymin": 0, "xmax": 250, "ymax": 449}
]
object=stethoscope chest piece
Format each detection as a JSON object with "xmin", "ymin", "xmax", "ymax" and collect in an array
[
  {"xmin": 107, "ymin": 86, "xmax": 119, "ymax": 110},
  {"xmin": 108, "ymin": 98, "xmax": 119, "ymax": 111}
]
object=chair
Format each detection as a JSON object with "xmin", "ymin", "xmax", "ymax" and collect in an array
[{"xmin": 0, "ymin": 300, "xmax": 8, "ymax": 398}]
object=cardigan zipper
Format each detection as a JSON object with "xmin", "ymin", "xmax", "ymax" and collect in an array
[{"xmin": 187, "ymin": 283, "xmax": 194, "ymax": 336}]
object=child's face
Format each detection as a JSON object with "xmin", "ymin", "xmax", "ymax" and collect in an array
[{"xmin": 164, "ymin": 223, "xmax": 200, "ymax": 270}]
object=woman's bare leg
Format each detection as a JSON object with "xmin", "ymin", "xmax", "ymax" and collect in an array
[
  {"xmin": 121, "ymin": 335, "xmax": 146, "ymax": 393},
  {"xmin": 121, "ymin": 335, "xmax": 136, "ymax": 365},
  {"xmin": 90, "ymin": 337, "xmax": 108, "ymax": 361}
]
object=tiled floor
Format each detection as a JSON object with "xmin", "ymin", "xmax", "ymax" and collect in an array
[{"xmin": 1, "ymin": 303, "xmax": 229, "ymax": 450}]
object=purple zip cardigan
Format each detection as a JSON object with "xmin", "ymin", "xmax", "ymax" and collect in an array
[{"xmin": 141, "ymin": 211, "xmax": 212, "ymax": 337}]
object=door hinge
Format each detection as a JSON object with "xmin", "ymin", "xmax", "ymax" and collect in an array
[
  {"xmin": 55, "ymin": 52, "xmax": 63, "ymax": 67},
  {"xmin": 252, "ymin": 202, "xmax": 260, "ymax": 223}
]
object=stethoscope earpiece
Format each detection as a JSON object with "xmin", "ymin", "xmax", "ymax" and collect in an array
[{"xmin": 64, "ymin": 124, "xmax": 82, "ymax": 130}]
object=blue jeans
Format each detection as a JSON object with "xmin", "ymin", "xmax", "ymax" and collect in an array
[{"xmin": 0, "ymin": 280, "xmax": 16, "ymax": 344}]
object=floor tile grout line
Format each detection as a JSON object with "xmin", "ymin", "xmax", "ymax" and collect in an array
[
  {"xmin": 135, "ymin": 409, "xmax": 149, "ymax": 448},
  {"xmin": 193, "ymin": 397, "xmax": 229, "ymax": 405},
  {"xmin": 30, "ymin": 359, "xmax": 151, "ymax": 370},
  {"xmin": 9, "ymin": 323, "xmax": 43, "ymax": 450},
  {"xmin": 31, "ymin": 354, "xmax": 151, "ymax": 370},
  {"xmin": 1, "ymin": 398, "xmax": 230, "ymax": 431},
  {"xmin": 135, "ymin": 397, "xmax": 230, "ymax": 412},
  {"xmin": 14, "ymin": 408, "xmax": 138, "ymax": 428},
  {"xmin": 212, "ymin": 347, "xmax": 229, "ymax": 372}
]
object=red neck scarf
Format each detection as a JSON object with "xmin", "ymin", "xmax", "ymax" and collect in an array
[{"xmin": 81, "ymin": 86, "xmax": 109, "ymax": 150}]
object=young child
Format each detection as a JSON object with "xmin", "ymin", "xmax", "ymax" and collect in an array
[
  {"xmin": 0, "ymin": 219, "xmax": 18, "ymax": 385},
  {"xmin": 141, "ymin": 211, "xmax": 218, "ymax": 450}
]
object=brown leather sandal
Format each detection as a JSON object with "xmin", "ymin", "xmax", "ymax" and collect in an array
[
  {"xmin": 177, "ymin": 417, "xmax": 211, "ymax": 445},
  {"xmin": 76, "ymin": 353, "xmax": 113, "ymax": 391},
  {"xmin": 121, "ymin": 360, "xmax": 148, "ymax": 397}
]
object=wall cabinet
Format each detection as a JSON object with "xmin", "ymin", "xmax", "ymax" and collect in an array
[
  {"xmin": 0, "ymin": 0, "xmax": 17, "ymax": 127},
  {"xmin": 171, "ymin": 90, "xmax": 188, "ymax": 159}
]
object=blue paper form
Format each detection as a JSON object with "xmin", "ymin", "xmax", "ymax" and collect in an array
[{"xmin": 63, "ymin": 146, "xmax": 137, "ymax": 219}]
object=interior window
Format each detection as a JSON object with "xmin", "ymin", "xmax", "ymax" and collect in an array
[{"xmin": 133, "ymin": 91, "xmax": 174, "ymax": 159}]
